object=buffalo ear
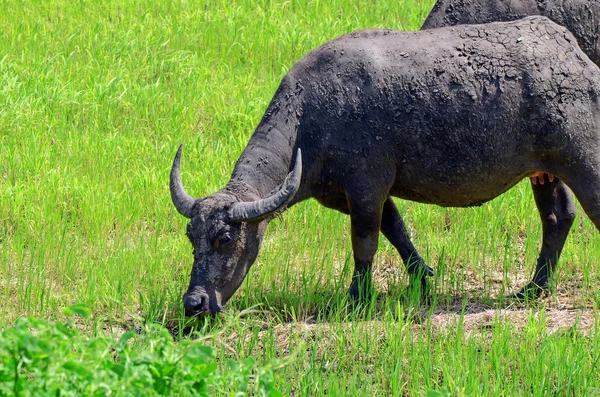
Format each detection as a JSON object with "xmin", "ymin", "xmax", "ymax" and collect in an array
[{"xmin": 228, "ymin": 149, "xmax": 302, "ymax": 222}]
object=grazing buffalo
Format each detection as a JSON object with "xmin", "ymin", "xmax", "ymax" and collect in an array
[
  {"xmin": 420, "ymin": 0, "xmax": 598, "ymax": 280},
  {"xmin": 172, "ymin": 17, "xmax": 600, "ymax": 316},
  {"xmin": 422, "ymin": 0, "xmax": 600, "ymax": 65}
]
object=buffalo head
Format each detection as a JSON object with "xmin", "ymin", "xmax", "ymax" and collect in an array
[{"xmin": 170, "ymin": 145, "xmax": 302, "ymax": 316}]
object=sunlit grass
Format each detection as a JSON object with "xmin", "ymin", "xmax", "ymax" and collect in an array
[{"xmin": 2, "ymin": 0, "xmax": 600, "ymax": 394}]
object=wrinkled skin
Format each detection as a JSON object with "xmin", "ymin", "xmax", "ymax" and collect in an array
[
  {"xmin": 422, "ymin": 0, "xmax": 600, "ymax": 66},
  {"xmin": 174, "ymin": 17, "xmax": 600, "ymax": 315}
]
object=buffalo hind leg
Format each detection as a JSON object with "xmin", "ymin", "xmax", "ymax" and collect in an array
[
  {"xmin": 559, "ymin": 171, "xmax": 600, "ymax": 294},
  {"xmin": 347, "ymin": 195, "xmax": 384, "ymax": 302},
  {"xmin": 512, "ymin": 177, "xmax": 576, "ymax": 299},
  {"xmin": 380, "ymin": 198, "xmax": 433, "ymax": 295}
]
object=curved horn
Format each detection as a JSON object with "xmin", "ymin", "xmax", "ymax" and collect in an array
[
  {"xmin": 170, "ymin": 144, "xmax": 196, "ymax": 218},
  {"xmin": 228, "ymin": 149, "xmax": 302, "ymax": 222}
]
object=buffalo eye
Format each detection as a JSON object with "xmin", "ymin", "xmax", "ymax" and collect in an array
[{"xmin": 211, "ymin": 232, "xmax": 232, "ymax": 249}]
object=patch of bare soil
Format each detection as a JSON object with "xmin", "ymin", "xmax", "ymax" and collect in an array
[
  {"xmin": 216, "ymin": 296, "xmax": 597, "ymax": 363},
  {"xmin": 425, "ymin": 303, "xmax": 596, "ymax": 336}
]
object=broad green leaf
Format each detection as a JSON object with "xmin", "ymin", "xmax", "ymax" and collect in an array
[{"xmin": 63, "ymin": 360, "xmax": 93, "ymax": 380}]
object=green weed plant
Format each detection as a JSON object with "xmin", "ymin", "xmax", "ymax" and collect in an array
[{"xmin": 0, "ymin": 306, "xmax": 282, "ymax": 396}]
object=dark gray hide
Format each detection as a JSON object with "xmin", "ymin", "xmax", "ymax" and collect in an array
[
  {"xmin": 422, "ymin": 0, "xmax": 600, "ymax": 66},
  {"xmin": 416, "ymin": 0, "xmax": 598, "ymax": 295},
  {"xmin": 173, "ymin": 17, "xmax": 600, "ymax": 315}
]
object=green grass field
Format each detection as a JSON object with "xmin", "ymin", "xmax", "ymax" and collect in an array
[{"xmin": 3, "ymin": 0, "xmax": 600, "ymax": 395}]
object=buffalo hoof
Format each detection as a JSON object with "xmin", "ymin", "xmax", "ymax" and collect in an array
[
  {"xmin": 349, "ymin": 281, "xmax": 374, "ymax": 303},
  {"xmin": 507, "ymin": 282, "xmax": 549, "ymax": 301},
  {"xmin": 349, "ymin": 287, "xmax": 374, "ymax": 303},
  {"xmin": 406, "ymin": 259, "xmax": 433, "ymax": 302},
  {"xmin": 408, "ymin": 274, "xmax": 431, "ymax": 300},
  {"xmin": 407, "ymin": 258, "xmax": 434, "ymax": 278}
]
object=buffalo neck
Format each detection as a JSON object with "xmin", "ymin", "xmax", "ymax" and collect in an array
[{"xmin": 227, "ymin": 80, "xmax": 300, "ymax": 200}]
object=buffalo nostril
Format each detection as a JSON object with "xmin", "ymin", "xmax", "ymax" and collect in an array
[{"xmin": 183, "ymin": 293, "xmax": 209, "ymax": 316}]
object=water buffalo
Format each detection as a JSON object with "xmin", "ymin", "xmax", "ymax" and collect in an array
[
  {"xmin": 172, "ymin": 16, "xmax": 600, "ymax": 316},
  {"xmin": 420, "ymin": 0, "xmax": 599, "ymax": 284},
  {"xmin": 422, "ymin": 0, "xmax": 600, "ymax": 65}
]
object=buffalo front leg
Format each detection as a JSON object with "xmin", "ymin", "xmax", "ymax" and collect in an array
[
  {"xmin": 512, "ymin": 178, "xmax": 576, "ymax": 299},
  {"xmin": 348, "ymin": 197, "xmax": 384, "ymax": 302},
  {"xmin": 381, "ymin": 198, "xmax": 433, "ymax": 293}
]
